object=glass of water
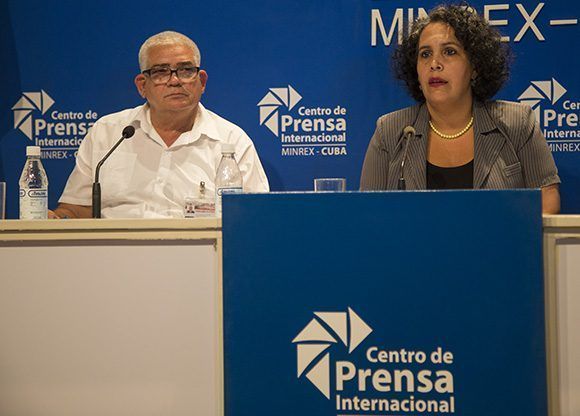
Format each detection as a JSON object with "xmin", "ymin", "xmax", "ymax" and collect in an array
[{"xmin": 313, "ymin": 178, "xmax": 346, "ymax": 192}]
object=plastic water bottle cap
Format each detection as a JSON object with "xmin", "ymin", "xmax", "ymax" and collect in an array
[
  {"xmin": 221, "ymin": 143, "xmax": 235, "ymax": 154},
  {"xmin": 26, "ymin": 146, "xmax": 41, "ymax": 156}
]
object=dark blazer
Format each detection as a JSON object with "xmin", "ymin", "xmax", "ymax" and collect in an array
[{"xmin": 360, "ymin": 100, "xmax": 560, "ymax": 190}]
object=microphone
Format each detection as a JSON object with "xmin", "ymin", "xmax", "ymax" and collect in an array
[
  {"xmin": 397, "ymin": 126, "xmax": 415, "ymax": 191},
  {"xmin": 92, "ymin": 125, "xmax": 135, "ymax": 218}
]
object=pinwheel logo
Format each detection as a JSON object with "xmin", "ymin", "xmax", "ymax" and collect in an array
[
  {"xmin": 518, "ymin": 78, "xmax": 567, "ymax": 122},
  {"xmin": 257, "ymin": 85, "xmax": 302, "ymax": 136},
  {"xmin": 12, "ymin": 90, "xmax": 55, "ymax": 140},
  {"xmin": 292, "ymin": 307, "xmax": 372, "ymax": 399}
]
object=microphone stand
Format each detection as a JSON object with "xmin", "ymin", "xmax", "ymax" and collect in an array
[
  {"xmin": 397, "ymin": 127, "xmax": 415, "ymax": 191},
  {"xmin": 92, "ymin": 126, "xmax": 135, "ymax": 218}
]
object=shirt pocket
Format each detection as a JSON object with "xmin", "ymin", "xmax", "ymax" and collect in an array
[
  {"xmin": 99, "ymin": 151, "xmax": 138, "ymax": 200},
  {"xmin": 504, "ymin": 161, "xmax": 522, "ymax": 177},
  {"xmin": 502, "ymin": 161, "xmax": 525, "ymax": 188}
]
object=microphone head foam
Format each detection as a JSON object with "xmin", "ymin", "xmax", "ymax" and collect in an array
[
  {"xmin": 122, "ymin": 125, "xmax": 136, "ymax": 139},
  {"xmin": 403, "ymin": 126, "xmax": 416, "ymax": 136}
]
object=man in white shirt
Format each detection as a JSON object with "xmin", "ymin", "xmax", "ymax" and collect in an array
[{"xmin": 51, "ymin": 31, "xmax": 269, "ymax": 219}]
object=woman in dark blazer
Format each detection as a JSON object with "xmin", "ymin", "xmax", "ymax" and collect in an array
[{"xmin": 360, "ymin": 4, "xmax": 560, "ymax": 213}]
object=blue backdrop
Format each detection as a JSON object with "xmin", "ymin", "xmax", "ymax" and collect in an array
[{"xmin": 1, "ymin": 1, "xmax": 579, "ymax": 217}]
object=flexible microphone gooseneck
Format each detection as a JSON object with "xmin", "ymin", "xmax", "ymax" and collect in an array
[
  {"xmin": 397, "ymin": 126, "xmax": 416, "ymax": 191},
  {"xmin": 92, "ymin": 125, "xmax": 135, "ymax": 218}
]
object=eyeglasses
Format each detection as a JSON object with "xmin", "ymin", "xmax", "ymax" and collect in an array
[{"xmin": 142, "ymin": 65, "xmax": 200, "ymax": 84}]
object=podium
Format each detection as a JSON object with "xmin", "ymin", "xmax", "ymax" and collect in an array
[{"xmin": 222, "ymin": 190, "xmax": 547, "ymax": 416}]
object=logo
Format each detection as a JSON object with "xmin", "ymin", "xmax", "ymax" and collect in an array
[
  {"xmin": 292, "ymin": 307, "xmax": 372, "ymax": 398},
  {"xmin": 258, "ymin": 85, "xmax": 303, "ymax": 136},
  {"xmin": 12, "ymin": 90, "xmax": 55, "ymax": 140},
  {"xmin": 257, "ymin": 85, "xmax": 348, "ymax": 157},
  {"xmin": 518, "ymin": 78, "xmax": 567, "ymax": 120},
  {"xmin": 518, "ymin": 78, "xmax": 580, "ymax": 152},
  {"xmin": 292, "ymin": 306, "xmax": 456, "ymax": 414},
  {"xmin": 12, "ymin": 90, "xmax": 98, "ymax": 160}
]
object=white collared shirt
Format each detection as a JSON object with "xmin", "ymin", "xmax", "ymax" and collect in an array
[{"xmin": 59, "ymin": 103, "xmax": 269, "ymax": 218}]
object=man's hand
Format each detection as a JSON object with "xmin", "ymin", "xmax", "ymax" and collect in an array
[{"xmin": 50, "ymin": 203, "xmax": 92, "ymax": 219}]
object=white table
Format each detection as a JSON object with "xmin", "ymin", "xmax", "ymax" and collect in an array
[
  {"xmin": 0, "ymin": 218, "xmax": 222, "ymax": 416},
  {"xmin": 544, "ymin": 215, "xmax": 580, "ymax": 416}
]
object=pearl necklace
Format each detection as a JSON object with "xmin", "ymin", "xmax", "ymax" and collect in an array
[{"xmin": 429, "ymin": 116, "xmax": 474, "ymax": 140}]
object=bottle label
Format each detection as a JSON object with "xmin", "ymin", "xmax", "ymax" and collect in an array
[
  {"xmin": 217, "ymin": 187, "xmax": 242, "ymax": 196},
  {"xmin": 19, "ymin": 188, "xmax": 48, "ymax": 219},
  {"xmin": 216, "ymin": 187, "xmax": 243, "ymax": 216}
]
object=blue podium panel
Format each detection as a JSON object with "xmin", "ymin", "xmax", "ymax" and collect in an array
[{"xmin": 222, "ymin": 190, "xmax": 546, "ymax": 416}]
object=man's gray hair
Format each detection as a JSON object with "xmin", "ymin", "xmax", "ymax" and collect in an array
[{"xmin": 138, "ymin": 31, "xmax": 201, "ymax": 71}]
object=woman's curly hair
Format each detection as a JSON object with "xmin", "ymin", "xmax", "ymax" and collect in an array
[{"xmin": 393, "ymin": 4, "xmax": 511, "ymax": 102}]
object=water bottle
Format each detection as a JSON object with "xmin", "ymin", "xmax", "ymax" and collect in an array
[
  {"xmin": 215, "ymin": 143, "xmax": 242, "ymax": 216},
  {"xmin": 19, "ymin": 146, "xmax": 49, "ymax": 219}
]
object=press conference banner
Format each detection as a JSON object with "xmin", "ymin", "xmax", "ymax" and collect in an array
[
  {"xmin": 1, "ymin": 1, "xmax": 578, "ymax": 217},
  {"xmin": 222, "ymin": 190, "xmax": 546, "ymax": 416}
]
